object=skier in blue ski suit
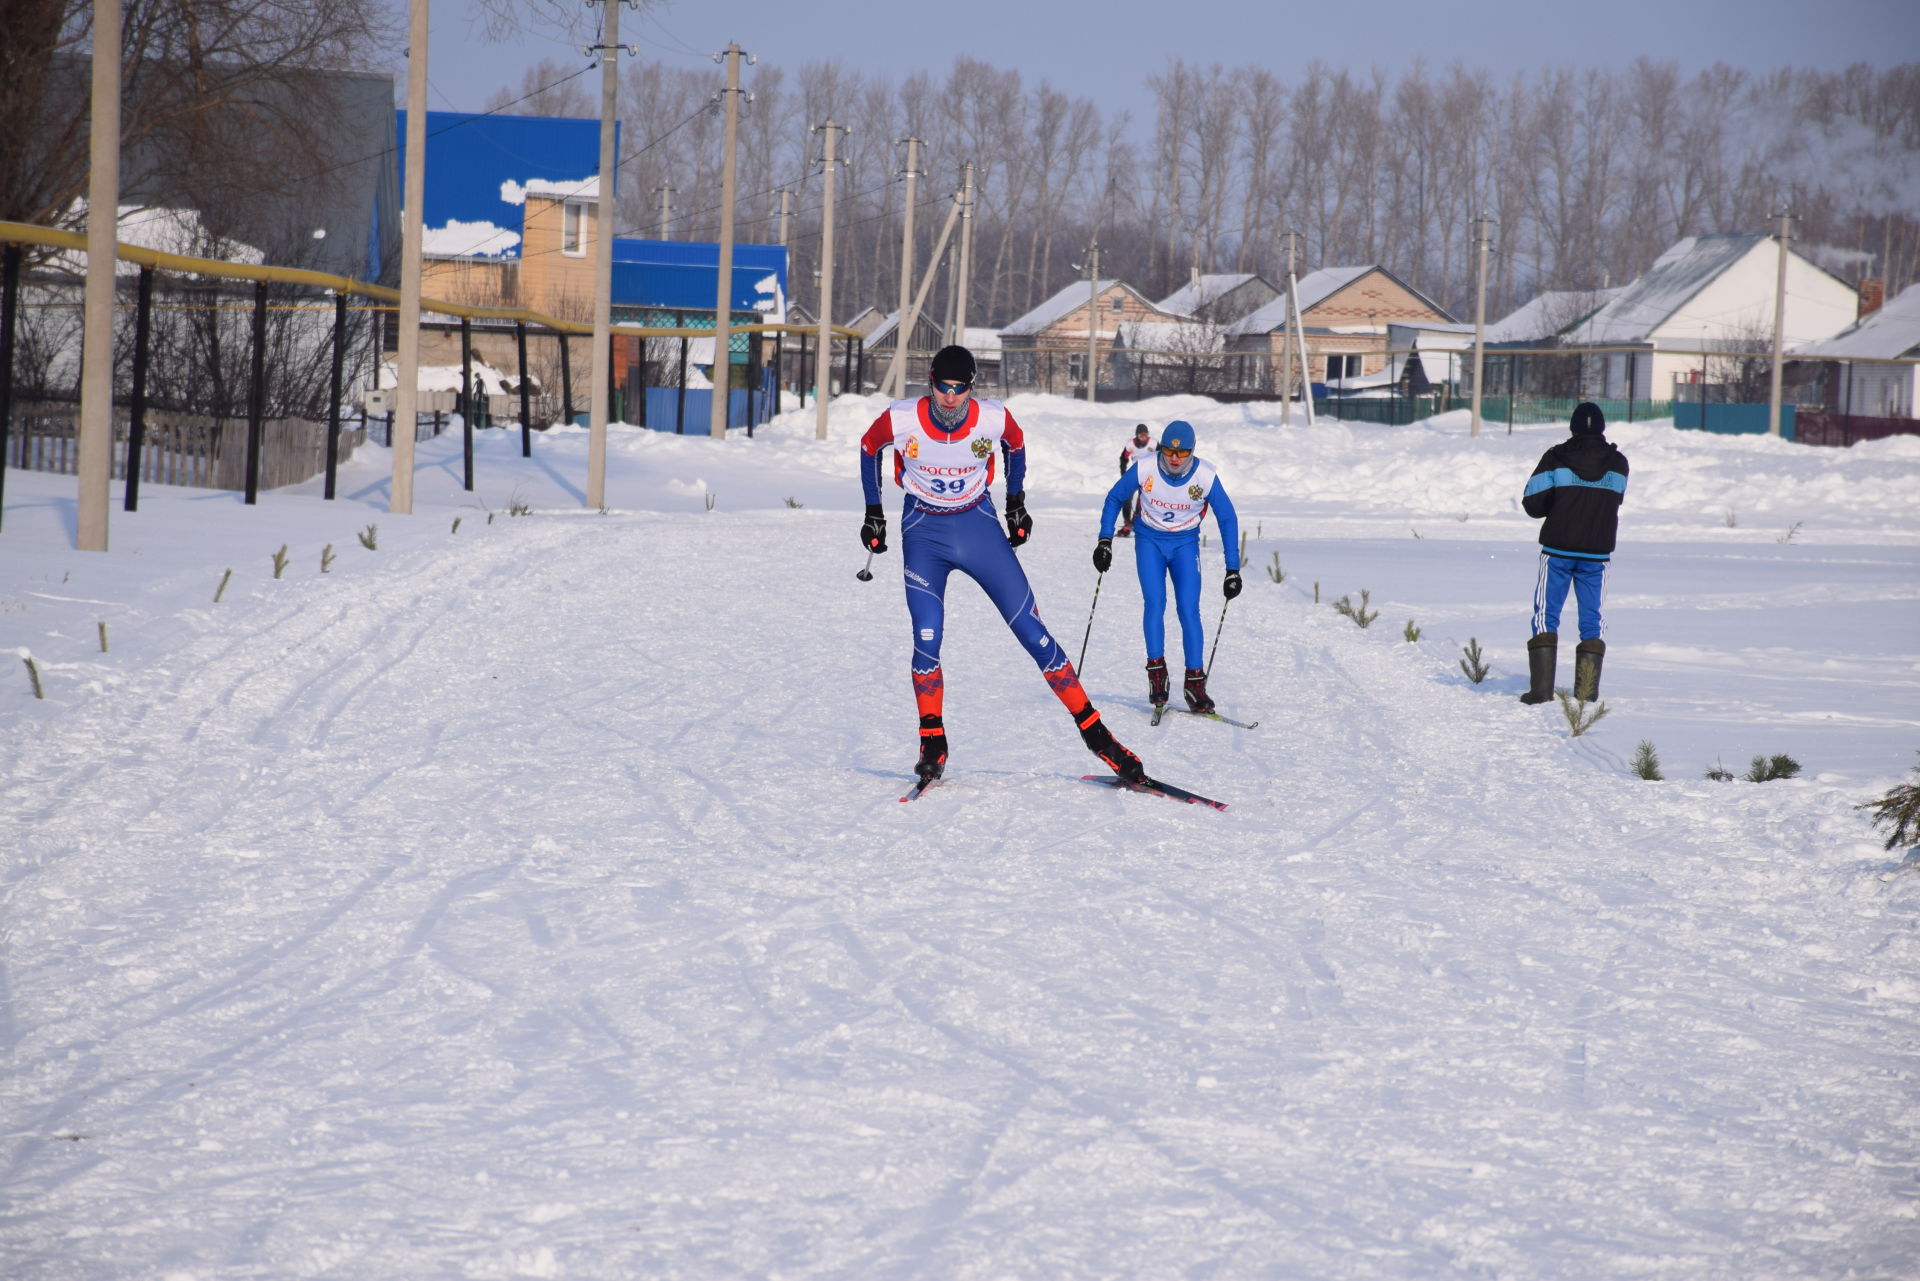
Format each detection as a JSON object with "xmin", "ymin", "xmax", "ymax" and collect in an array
[{"xmin": 1092, "ymin": 420, "xmax": 1242, "ymax": 713}]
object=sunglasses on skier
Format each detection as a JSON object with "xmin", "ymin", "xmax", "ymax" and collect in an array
[{"xmin": 932, "ymin": 380, "xmax": 971, "ymax": 395}]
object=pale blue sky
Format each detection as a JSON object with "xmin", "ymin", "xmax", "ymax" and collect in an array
[{"xmin": 414, "ymin": 0, "xmax": 1919, "ymax": 117}]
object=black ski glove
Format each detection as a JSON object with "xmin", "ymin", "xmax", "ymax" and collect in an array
[
  {"xmin": 1092, "ymin": 538, "xmax": 1113, "ymax": 574},
  {"xmin": 860, "ymin": 503, "xmax": 887, "ymax": 554},
  {"xmin": 1222, "ymin": 570, "xmax": 1242, "ymax": 600},
  {"xmin": 1005, "ymin": 491, "xmax": 1032, "ymax": 548}
]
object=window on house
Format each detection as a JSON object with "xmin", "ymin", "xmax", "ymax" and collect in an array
[
  {"xmin": 1108, "ymin": 296, "xmax": 1124, "ymax": 314},
  {"xmin": 1327, "ymin": 353, "xmax": 1361, "ymax": 380},
  {"xmin": 1067, "ymin": 352, "xmax": 1087, "ymax": 385},
  {"xmin": 563, "ymin": 202, "xmax": 588, "ymax": 256}
]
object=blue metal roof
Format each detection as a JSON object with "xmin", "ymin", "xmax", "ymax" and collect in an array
[
  {"xmin": 612, "ymin": 239, "xmax": 788, "ymax": 315},
  {"xmin": 395, "ymin": 111, "xmax": 611, "ymax": 259}
]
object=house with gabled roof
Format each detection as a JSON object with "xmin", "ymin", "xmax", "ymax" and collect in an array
[
  {"xmin": 1155, "ymin": 272, "xmax": 1280, "ymax": 327},
  {"xmin": 1000, "ymin": 279, "xmax": 1179, "ymax": 395},
  {"xmin": 1224, "ymin": 265, "xmax": 1455, "ymax": 392},
  {"xmin": 1792, "ymin": 282, "xmax": 1920, "ymax": 420},
  {"xmin": 1561, "ymin": 232, "xmax": 1857, "ymax": 402}
]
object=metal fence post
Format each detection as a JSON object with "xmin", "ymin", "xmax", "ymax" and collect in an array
[
  {"xmin": 0, "ymin": 244, "xmax": 18, "ymax": 529},
  {"xmin": 559, "ymin": 327, "xmax": 574, "ymax": 429},
  {"xmin": 460, "ymin": 315, "xmax": 475, "ymax": 490},
  {"xmin": 516, "ymin": 319, "xmax": 531, "ymax": 457},
  {"xmin": 675, "ymin": 311, "xmax": 689, "ymax": 434},
  {"xmin": 124, "ymin": 265, "xmax": 153, "ymax": 510},
  {"xmin": 326, "ymin": 290, "xmax": 345, "ymax": 499},
  {"xmin": 245, "ymin": 279, "xmax": 268, "ymax": 504}
]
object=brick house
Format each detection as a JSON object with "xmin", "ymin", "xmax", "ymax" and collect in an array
[
  {"xmin": 1000, "ymin": 279, "xmax": 1180, "ymax": 394},
  {"xmin": 1224, "ymin": 265, "xmax": 1456, "ymax": 392}
]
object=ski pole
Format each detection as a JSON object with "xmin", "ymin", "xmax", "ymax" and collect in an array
[
  {"xmin": 855, "ymin": 548, "xmax": 876, "ymax": 582},
  {"xmin": 1205, "ymin": 596, "xmax": 1231, "ymax": 677},
  {"xmin": 1075, "ymin": 571, "xmax": 1105, "ymax": 672}
]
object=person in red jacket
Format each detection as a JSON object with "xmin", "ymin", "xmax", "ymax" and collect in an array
[
  {"xmin": 859, "ymin": 345, "xmax": 1146, "ymax": 789},
  {"xmin": 1116, "ymin": 423, "xmax": 1155, "ymax": 536}
]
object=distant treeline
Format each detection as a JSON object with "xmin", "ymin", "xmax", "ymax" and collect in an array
[{"xmin": 498, "ymin": 55, "xmax": 1918, "ymax": 328}]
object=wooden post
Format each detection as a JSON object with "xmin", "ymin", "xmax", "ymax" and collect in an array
[
  {"xmin": 325, "ymin": 290, "xmax": 344, "ymax": 498},
  {"xmin": 516, "ymin": 319, "xmax": 531, "ymax": 455},
  {"xmin": 0, "ymin": 244, "xmax": 19, "ymax": 529},
  {"xmin": 460, "ymin": 314, "xmax": 474, "ymax": 490},
  {"xmin": 244, "ymin": 280, "xmax": 268, "ymax": 504}
]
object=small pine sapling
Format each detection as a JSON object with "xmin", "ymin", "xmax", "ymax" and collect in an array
[
  {"xmin": 1458, "ymin": 637, "xmax": 1490, "ymax": 684},
  {"xmin": 1722, "ymin": 509, "xmax": 1737, "ymax": 528},
  {"xmin": 271, "ymin": 544, "xmax": 290, "ymax": 579},
  {"xmin": 1704, "ymin": 760, "xmax": 1736, "ymax": 782},
  {"xmin": 358, "ymin": 524, "xmax": 379, "ymax": 550},
  {"xmin": 1333, "ymin": 588, "xmax": 1378, "ymax": 628},
  {"xmin": 23, "ymin": 655, "xmax": 45, "ymax": 699},
  {"xmin": 214, "ymin": 568, "xmax": 233, "ymax": 602},
  {"xmin": 97, "ymin": 622, "xmax": 108, "ymax": 653},
  {"xmin": 704, "ymin": 492, "xmax": 717, "ymax": 512},
  {"xmin": 1744, "ymin": 753, "xmax": 1802, "ymax": 783},
  {"xmin": 450, "ymin": 517, "xmax": 462, "ymax": 534},
  {"xmin": 1557, "ymin": 666, "xmax": 1609, "ymax": 736},
  {"xmin": 321, "ymin": 544, "xmax": 336, "ymax": 573},
  {"xmin": 785, "ymin": 496, "xmax": 804, "ymax": 509},
  {"xmin": 1403, "ymin": 619, "xmax": 1421, "ymax": 642},
  {"xmin": 1778, "ymin": 521, "xmax": 1802, "ymax": 544},
  {"xmin": 1857, "ymin": 753, "xmax": 1920, "ymax": 851},
  {"xmin": 1631, "ymin": 740, "xmax": 1663, "ymax": 780},
  {"xmin": 1313, "ymin": 581, "xmax": 1320, "ymax": 603},
  {"xmin": 1265, "ymin": 552, "xmax": 1286, "ymax": 583}
]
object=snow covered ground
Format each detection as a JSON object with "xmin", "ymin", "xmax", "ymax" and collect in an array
[{"xmin": 3, "ymin": 394, "xmax": 1918, "ymax": 1279}]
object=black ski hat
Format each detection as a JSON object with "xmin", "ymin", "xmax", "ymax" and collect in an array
[
  {"xmin": 1570, "ymin": 402, "xmax": 1606, "ymax": 435},
  {"xmin": 929, "ymin": 345, "xmax": 976, "ymax": 385}
]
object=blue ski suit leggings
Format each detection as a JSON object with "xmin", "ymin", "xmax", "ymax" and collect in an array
[
  {"xmin": 903, "ymin": 498, "xmax": 1069, "ymax": 676},
  {"xmin": 1135, "ymin": 525, "xmax": 1206, "ymax": 670}
]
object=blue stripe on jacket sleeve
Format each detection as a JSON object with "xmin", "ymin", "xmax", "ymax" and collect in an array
[
  {"xmin": 1099, "ymin": 470, "xmax": 1139, "ymax": 539},
  {"xmin": 1525, "ymin": 467, "xmax": 1626, "ymax": 498}
]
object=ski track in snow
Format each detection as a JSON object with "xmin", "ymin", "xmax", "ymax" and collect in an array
[{"xmin": 3, "ymin": 403, "xmax": 1919, "ymax": 1279}]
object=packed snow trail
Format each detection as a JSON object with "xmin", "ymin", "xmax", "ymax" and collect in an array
[{"xmin": 5, "ymin": 488, "xmax": 1917, "ymax": 1278}]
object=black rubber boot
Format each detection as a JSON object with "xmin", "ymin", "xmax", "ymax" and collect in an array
[
  {"xmin": 1573, "ymin": 638, "xmax": 1606, "ymax": 702},
  {"xmin": 915, "ymin": 715, "xmax": 948, "ymax": 783},
  {"xmin": 1078, "ymin": 710, "xmax": 1147, "ymax": 785},
  {"xmin": 1183, "ymin": 667, "xmax": 1215, "ymax": 713},
  {"xmin": 1146, "ymin": 657, "xmax": 1170, "ymax": 707},
  {"xmin": 1519, "ymin": 632, "xmax": 1557, "ymax": 705}
]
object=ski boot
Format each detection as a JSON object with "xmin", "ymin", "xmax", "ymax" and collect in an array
[
  {"xmin": 1183, "ymin": 667, "xmax": 1215, "ymax": 714},
  {"xmin": 1078, "ymin": 709, "xmax": 1147, "ymax": 785},
  {"xmin": 1519, "ymin": 632, "xmax": 1557, "ymax": 705},
  {"xmin": 1146, "ymin": 657, "xmax": 1170, "ymax": 707},
  {"xmin": 915, "ymin": 714, "xmax": 948, "ymax": 784},
  {"xmin": 1573, "ymin": 638, "xmax": 1605, "ymax": 702}
]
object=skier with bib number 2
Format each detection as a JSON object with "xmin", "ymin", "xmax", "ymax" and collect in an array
[
  {"xmin": 860, "ymin": 345, "xmax": 1147, "ymax": 790},
  {"xmin": 1093, "ymin": 420, "xmax": 1242, "ymax": 714}
]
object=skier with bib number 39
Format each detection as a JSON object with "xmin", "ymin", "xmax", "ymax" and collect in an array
[
  {"xmin": 859, "ymin": 345, "xmax": 1147, "ymax": 792},
  {"xmin": 1094, "ymin": 420, "xmax": 1242, "ymax": 714}
]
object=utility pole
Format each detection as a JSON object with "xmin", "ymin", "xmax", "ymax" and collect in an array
[
  {"xmin": 813, "ymin": 120, "xmax": 846, "ymax": 441},
  {"xmin": 776, "ymin": 188, "xmax": 792, "ymax": 248},
  {"xmin": 586, "ymin": 0, "xmax": 630, "ymax": 509},
  {"xmin": 1278, "ymin": 230, "xmax": 1299, "ymax": 427},
  {"xmin": 1084, "ymin": 240, "xmax": 1101, "ymax": 404},
  {"xmin": 708, "ymin": 43, "xmax": 748, "ymax": 441},
  {"xmin": 653, "ymin": 181, "xmax": 675, "ymax": 239},
  {"xmin": 879, "ymin": 189, "xmax": 962, "ymax": 399},
  {"xmin": 391, "ymin": 0, "xmax": 430, "ymax": 515},
  {"xmin": 77, "ymin": 0, "xmax": 122, "ymax": 550},
  {"xmin": 1768, "ymin": 208, "xmax": 1792, "ymax": 438},
  {"xmin": 891, "ymin": 138, "xmax": 923, "ymax": 398},
  {"xmin": 953, "ymin": 161, "xmax": 975, "ymax": 345},
  {"xmin": 1470, "ymin": 214, "xmax": 1494, "ymax": 439}
]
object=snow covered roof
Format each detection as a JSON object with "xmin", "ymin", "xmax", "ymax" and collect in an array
[
  {"xmin": 1792, "ymin": 283, "xmax": 1920, "ymax": 360},
  {"xmin": 1002, "ymin": 279, "xmax": 1125, "ymax": 336},
  {"xmin": 1565, "ymin": 235, "xmax": 1760, "ymax": 344},
  {"xmin": 397, "ymin": 111, "xmax": 607, "ymax": 261},
  {"xmin": 1155, "ymin": 272, "xmax": 1260, "ymax": 317},
  {"xmin": 1485, "ymin": 288, "xmax": 1624, "ymax": 344},
  {"xmin": 1224, "ymin": 265, "xmax": 1382, "ymax": 336},
  {"xmin": 962, "ymin": 326, "xmax": 1002, "ymax": 354},
  {"xmin": 1115, "ymin": 319, "xmax": 1225, "ymax": 352}
]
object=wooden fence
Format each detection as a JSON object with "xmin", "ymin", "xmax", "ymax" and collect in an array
[{"xmin": 6, "ymin": 401, "xmax": 364, "ymax": 490}]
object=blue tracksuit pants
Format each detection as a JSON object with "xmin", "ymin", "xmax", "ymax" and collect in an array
[
  {"xmin": 1531, "ymin": 552, "xmax": 1608, "ymax": 640},
  {"xmin": 1135, "ymin": 525, "xmax": 1205, "ymax": 670},
  {"xmin": 902, "ymin": 498, "xmax": 1068, "ymax": 676}
]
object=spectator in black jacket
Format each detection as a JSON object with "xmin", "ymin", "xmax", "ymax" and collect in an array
[{"xmin": 1519, "ymin": 401, "xmax": 1629, "ymax": 704}]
